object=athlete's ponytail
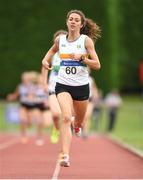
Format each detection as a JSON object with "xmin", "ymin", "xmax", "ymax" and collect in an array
[{"xmin": 81, "ymin": 18, "xmax": 101, "ymax": 42}]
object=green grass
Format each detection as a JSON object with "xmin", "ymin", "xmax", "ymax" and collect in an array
[
  {"xmin": 0, "ymin": 101, "xmax": 8, "ymax": 130},
  {"xmin": 112, "ymin": 97, "xmax": 143, "ymax": 150},
  {"xmin": 92, "ymin": 95, "xmax": 143, "ymax": 150}
]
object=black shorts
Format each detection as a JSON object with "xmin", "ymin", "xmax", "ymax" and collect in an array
[
  {"xmin": 49, "ymin": 91, "xmax": 55, "ymax": 96},
  {"xmin": 21, "ymin": 102, "xmax": 49, "ymax": 111},
  {"xmin": 34, "ymin": 103, "xmax": 49, "ymax": 111},
  {"xmin": 20, "ymin": 103, "xmax": 36, "ymax": 110},
  {"xmin": 55, "ymin": 83, "xmax": 89, "ymax": 101}
]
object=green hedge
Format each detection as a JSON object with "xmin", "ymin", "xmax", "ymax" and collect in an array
[{"xmin": 0, "ymin": 0, "xmax": 143, "ymax": 97}]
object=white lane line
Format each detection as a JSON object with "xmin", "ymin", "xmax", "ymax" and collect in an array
[
  {"xmin": 51, "ymin": 161, "xmax": 61, "ymax": 180},
  {"xmin": 0, "ymin": 137, "xmax": 19, "ymax": 150}
]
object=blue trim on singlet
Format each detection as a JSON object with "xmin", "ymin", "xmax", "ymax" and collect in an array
[{"xmin": 60, "ymin": 60, "xmax": 86, "ymax": 67}]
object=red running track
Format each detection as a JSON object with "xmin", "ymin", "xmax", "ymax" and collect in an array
[{"xmin": 0, "ymin": 134, "xmax": 143, "ymax": 179}]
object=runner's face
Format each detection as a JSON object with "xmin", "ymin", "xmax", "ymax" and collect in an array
[{"xmin": 67, "ymin": 13, "xmax": 83, "ymax": 32}]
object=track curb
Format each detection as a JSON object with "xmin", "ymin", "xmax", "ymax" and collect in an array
[{"xmin": 107, "ymin": 134, "xmax": 143, "ymax": 158}]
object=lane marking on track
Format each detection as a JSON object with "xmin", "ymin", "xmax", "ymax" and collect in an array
[
  {"xmin": 0, "ymin": 137, "xmax": 19, "ymax": 150},
  {"xmin": 51, "ymin": 161, "xmax": 61, "ymax": 180}
]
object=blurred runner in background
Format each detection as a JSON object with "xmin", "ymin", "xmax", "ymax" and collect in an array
[
  {"xmin": 48, "ymin": 30, "xmax": 67, "ymax": 144},
  {"xmin": 32, "ymin": 72, "xmax": 51, "ymax": 146},
  {"xmin": 7, "ymin": 71, "xmax": 36, "ymax": 143},
  {"xmin": 105, "ymin": 89, "xmax": 122, "ymax": 132},
  {"xmin": 82, "ymin": 72, "xmax": 98, "ymax": 139}
]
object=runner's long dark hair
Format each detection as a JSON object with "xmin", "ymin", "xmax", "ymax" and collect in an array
[{"xmin": 67, "ymin": 10, "xmax": 101, "ymax": 42}]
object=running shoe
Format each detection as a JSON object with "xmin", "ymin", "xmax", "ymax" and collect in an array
[
  {"xmin": 59, "ymin": 153, "xmax": 70, "ymax": 167},
  {"xmin": 71, "ymin": 116, "xmax": 82, "ymax": 137},
  {"xmin": 50, "ymin": 127, "xmax": 60, "ymax": 144},
  {"xmin": 73, "ymin": 127, "xmax": 82, "ymax": 137}
]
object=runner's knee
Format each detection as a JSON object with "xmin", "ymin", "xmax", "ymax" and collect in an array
[{"xmin": 63, "ymin": 115, "xmax": 72, "ymax": 124}]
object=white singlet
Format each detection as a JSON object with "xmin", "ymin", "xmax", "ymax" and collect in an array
[
  {"xmin": 48, "ymin": 52, "xmax": 61, "ymax": 93},
  {"xmin": 57, "ymin": 34, "xmax": 89, "ymax": 86}
]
